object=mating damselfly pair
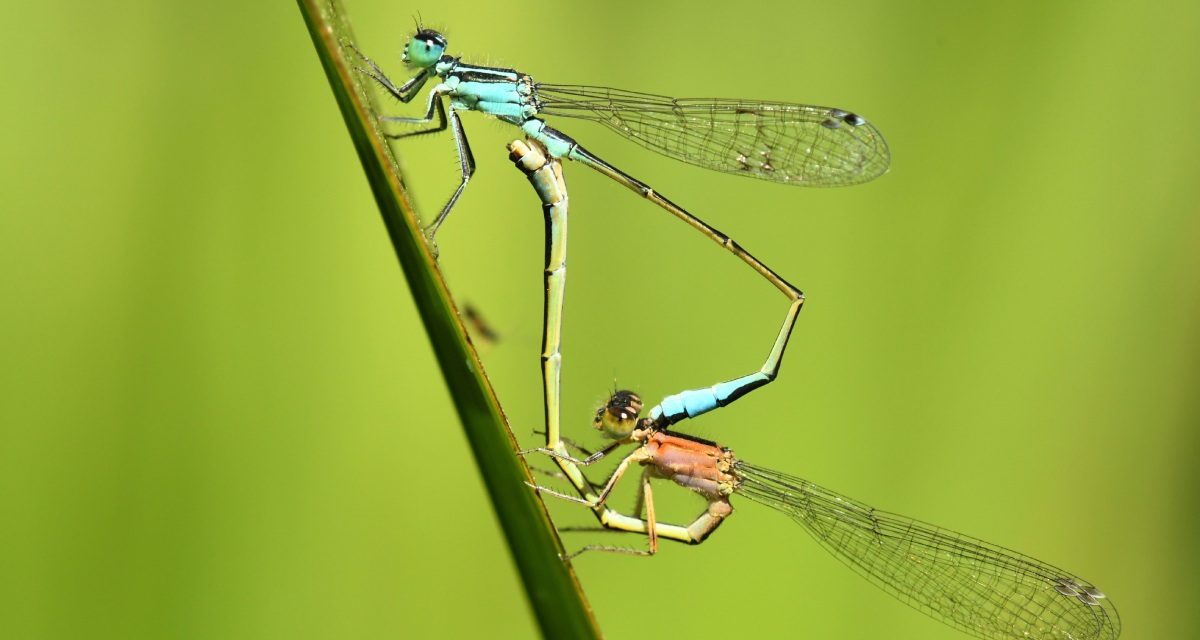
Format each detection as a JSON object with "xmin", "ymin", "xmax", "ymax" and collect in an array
[{"xmin": 352, "ymin": 24, "xmax": 1120, "ymax": 640}]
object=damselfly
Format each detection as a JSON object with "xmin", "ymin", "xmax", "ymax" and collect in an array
[
  {"xmin": 528, "ymin": 389, "xmax": 1121, "ymax": 640},
  {"xmin": 461, "ymin": 302, "xmax": 501, "ymax": 345},
  {"xmin": 351, "ymin": 27, "xmax": 888, "ymax": 440}
]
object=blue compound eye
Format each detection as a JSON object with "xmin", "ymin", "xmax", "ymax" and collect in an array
[{"xmin": 403, "ymin": 29, "xmax": 447, "ymax": 68}]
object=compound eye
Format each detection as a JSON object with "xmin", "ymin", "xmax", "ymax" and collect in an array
[
  {"xmin": 593, "ymin": 390, "xmax": 644, "ymax": 439},
  {"xmin": 404, "ymin": 30, "xmax": 447, "ymax": 68}
]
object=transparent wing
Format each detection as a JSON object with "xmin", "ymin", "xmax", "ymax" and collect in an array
[
  {"xmin": 535, "ymin": 84, "xmax": 890, "ymax": 187},
  {"xmin": 734, "ymin": 462, "xmax": 1120, "ymax": 640}
]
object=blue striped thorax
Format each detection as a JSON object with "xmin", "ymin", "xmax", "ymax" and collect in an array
[{"xmin": 440, "ymin": 66, "xmax": 539, "ymax": 122}]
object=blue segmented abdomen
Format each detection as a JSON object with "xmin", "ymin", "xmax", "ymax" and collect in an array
[{"xmin": 648, "ymin": 372, "xmax": 770, "ymax": 425}]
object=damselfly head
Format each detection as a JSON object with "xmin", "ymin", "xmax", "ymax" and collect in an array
[
  {"xmin": 403, "ymin": 29, "xmax": 447, "ymax": 68},
  {"xmin": 593, "ymin": 390, "xmax": 643, "ymax": 440}
]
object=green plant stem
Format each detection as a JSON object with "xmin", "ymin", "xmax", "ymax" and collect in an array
[{"xmin": 297, "ymin": 2, "xmax": 601, "ymax": 637}]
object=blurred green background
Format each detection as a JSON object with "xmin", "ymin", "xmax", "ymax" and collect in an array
[{"xmin": 3, "ymin": 1, "xmax": 1196, "ymax": 638}]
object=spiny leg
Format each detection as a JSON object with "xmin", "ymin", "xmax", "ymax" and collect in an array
[
  {"xmin": 527, "ymin": 447, "xmax": 648, "ymax": 508},
  {"xmin": 645, "ymin": 472, "xmax": 657, "ymax": 554},
  {"xmin": 518, "ymin": 440, "xmax": 623, "ymax": 467},
  {"xmin": 422, "ymin": 108, "xmax": 475, "ymax": 243},
  {"xmin": 344, "ymin": 41, "xmax": 430, "ymax": 103},
  {"xmin": 352, "ymin": 58, "xmax": 447, "ymax": 137},
  {"xmin": 520, "ymin": 441, "xmax": 603, "ymax": 491},
  {"xmin": 631, "ymin": 466, "xmax": 650, "ymax": 517},
  {"xmin": 569, "ymin": 470, "xmax": 658, "ymax": 558},
  {"xmin": 528, "ymin": 432, "xmax": 598, "ymax": 459},
  {"xmin": 382, "ymin": 96, "xmax": 447, "ymax": 140},
  {"xmin": 348, "ymin": 48, "xmax": 470, "ymax": 242}
]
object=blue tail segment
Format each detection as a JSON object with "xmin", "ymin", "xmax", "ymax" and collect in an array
[{"xmin": 648, "ymin": 372, "xmax": 771, "ymax": 426}]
